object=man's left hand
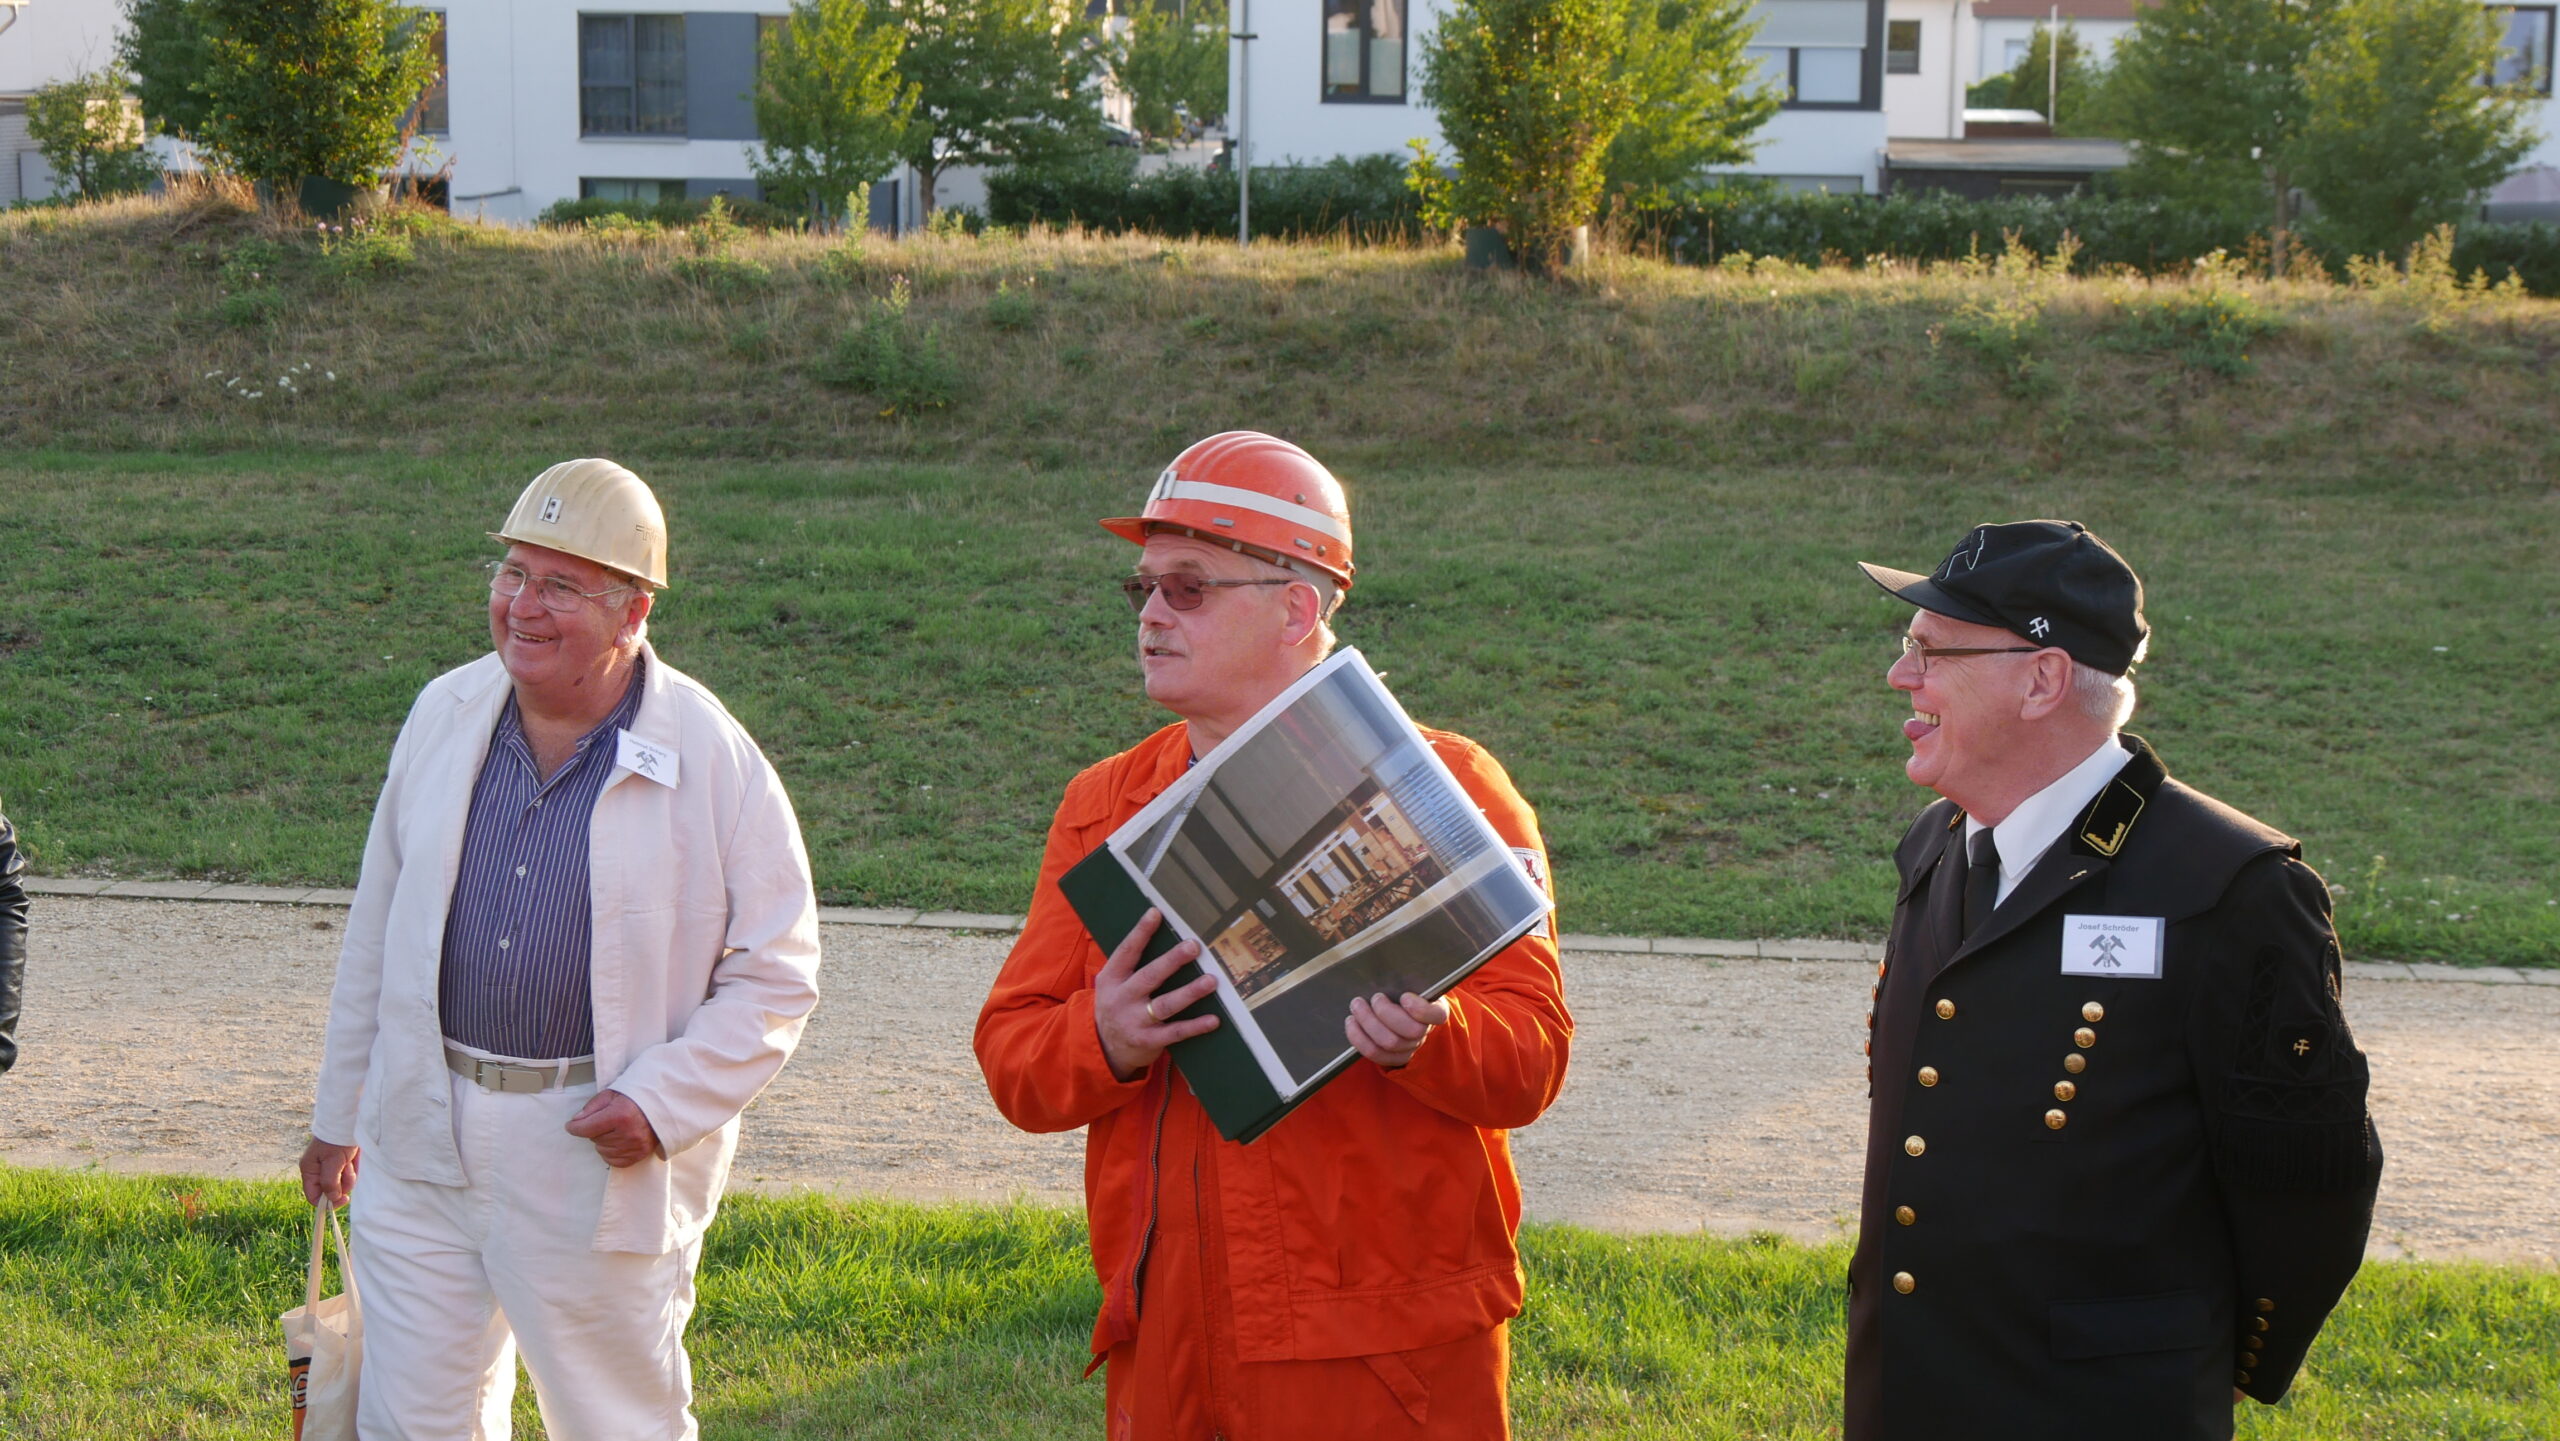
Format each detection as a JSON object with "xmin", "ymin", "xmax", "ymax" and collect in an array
[
  {"xmin": 566, "ymin": 1089, "xmax": 664, "ymax": 1168},
  {"xmin": 1347, "ymin": 992, "xmax": 1448, "ymax": 1069}
]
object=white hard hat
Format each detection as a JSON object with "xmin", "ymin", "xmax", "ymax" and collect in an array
[{"xmin": 490, "ymin": 458, "xmax": 668, "ymax": 588}]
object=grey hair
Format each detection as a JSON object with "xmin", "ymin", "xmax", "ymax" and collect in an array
[
  {"xmin": 2072, "ymin": 661, "xmax": 2137, "ymax": 729},
  {"xmin": 1244, "ymin": 552, "xmax": 1342, "ymax": 653}
]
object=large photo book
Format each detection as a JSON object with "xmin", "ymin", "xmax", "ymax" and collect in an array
[{"xmin": 1061, "ymin": 649, "xmax": 1554, "ymax": 1144}]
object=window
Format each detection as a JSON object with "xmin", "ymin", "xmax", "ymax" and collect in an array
[
  {"xmin": 1887, "ymin": 19, "xmax": 1921, "ymax": 74},
  {"xmin": 1747, "ymin": 1, "xmax": 1871, "ymax": 108},
  {"xmin": 2003, "ymin": 37, "xmax": 2029, "ymax": 69},
  {"xmin": 1322, "ymin": 0, "xmax": 1405, "ymax": 103},
  {"xmin": 414, "ymin": 11, "xmax": 449, "ymax": 135},
  {"xmin": 582, "ymin": 178, "xmax": 686, "ymax": 202},
  {"xmin": 1745, "ymin": 45, "xmax": 1868, "ymax": 104},
  {"xmin": 2490, "ymin": 6, "xmax": 2555, "ymax": 94},
  {"xmin": 580, "ymin": 13, "xmax": 687, "ymax": 136}
]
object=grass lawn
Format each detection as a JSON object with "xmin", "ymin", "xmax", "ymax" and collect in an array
[
  {"xmin": 0, "ymin": 1167, "xmax": 2552, "ymax": 1439},
  {"xmin": 2, "ymin": 194, "xmax": 2556, "ymax": 961}
]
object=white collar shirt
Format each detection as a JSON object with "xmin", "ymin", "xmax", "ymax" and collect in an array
[{"xmin": 1964, "ymin": 737, "xmax": 2133, "ymax": 906}]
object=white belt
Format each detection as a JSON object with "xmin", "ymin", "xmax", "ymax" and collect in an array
[{"xmin": 443, "ymin": 1043, "xmax": 596, "ymax": 1094}]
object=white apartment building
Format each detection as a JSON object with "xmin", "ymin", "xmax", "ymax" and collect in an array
[{"xmin": 1244, "ymin": 0, "xmax": 1890, "ymax": 192}]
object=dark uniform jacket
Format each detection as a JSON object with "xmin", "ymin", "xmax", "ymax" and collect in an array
[{"xmin": 1846, "ymin": 736, "xmax": 2381, "ymax": 1441}]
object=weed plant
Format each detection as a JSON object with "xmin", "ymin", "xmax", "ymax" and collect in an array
[
  {"xmin": 2, "ymin": 1168, "xmax": 2553, "ymax": 1439},
  {"xmin": 815, "ymin": 276, "xmax": 961, "ymax": 415}
]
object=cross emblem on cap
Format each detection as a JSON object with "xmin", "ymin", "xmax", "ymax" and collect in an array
[{"xmin": 2029, "ymin": 617, "xmax": 2051, "ymax": 638}]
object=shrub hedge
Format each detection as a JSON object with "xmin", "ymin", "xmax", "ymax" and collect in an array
[
  {"xmin": 536, "ymin": 194, "xmax": 799, "ymax": 231},
  {"xmin": 984, "ymin": 151, "xmax": 1422, "ymax": 241},
  {"xmin": 980, "ymin": 152, "xmax": 2560, "ymax": 294}
]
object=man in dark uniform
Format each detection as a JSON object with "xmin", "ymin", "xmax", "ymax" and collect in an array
[{"xmin": 1847, "ymin": 520, "xmax": 2382, "ymax": 1441}]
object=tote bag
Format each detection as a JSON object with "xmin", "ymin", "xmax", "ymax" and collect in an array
[{"xmin": 282, "ymin": 1200, "xmax": 362, "ymax": 1441}]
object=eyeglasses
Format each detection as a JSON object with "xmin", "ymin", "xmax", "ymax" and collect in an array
[
  {"xmin": 1119, "ymin": 572, "xmax": 1292, "ymax": 614},
  {"xmin": 487, "ymin": 560, "xmax": 635, "ymax": 613},
  {"xmin": 1898, "ymin": 634, "xmax": 2043, "ymax": 676}
]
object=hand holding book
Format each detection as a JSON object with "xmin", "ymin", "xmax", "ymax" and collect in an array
[
  {"xmin": 1094, "ymin": 907, "xmax": 1220, "ymax": 1082},
  {"xmin": 1345, "ymin": 992, "xmax": 1447, "ymax": 1069}
]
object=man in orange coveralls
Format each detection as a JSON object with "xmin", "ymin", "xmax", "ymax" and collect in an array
[{"xmin": 975, "ymin": 431, "xmax": 1573, "ymax": 1441}]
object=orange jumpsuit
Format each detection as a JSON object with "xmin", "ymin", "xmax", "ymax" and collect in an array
[{"xmin": 975, "ymin": 721, "xmax": 1573, "ymax": 1441}]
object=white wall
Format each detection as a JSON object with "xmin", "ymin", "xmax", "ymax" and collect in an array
[
  {"xmin": 0, "ymin": 0, "xmax": 126, "ymax": 95},
  {"xmin": 1882, "ymin": 0, "xmax": 1973, "ymax": 139},
  {"xmin": 1232, "ymin": 0, "xmax": 1888, "ymax": 191}
]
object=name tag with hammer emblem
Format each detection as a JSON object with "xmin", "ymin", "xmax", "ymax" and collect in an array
[
  {"xmin": 615, "ymin": 730, "xmax": 680, "ymax": 787},
  {"xmin": 2061, "ymin": 914, "xmax": 2164, "ymax": 978}
]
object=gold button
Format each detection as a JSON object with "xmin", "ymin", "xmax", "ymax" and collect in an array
[
  {"xmin": 2074, "ymin": 1027, "xmax": 2097, "ymax": 1048},
  {"xmin": 2082, "ymin": 1001, "xmax": 2105, "ymax": 1023},
  {"xmin": 2245, "ymin": 1337, "xmax": 2263, "ymax": 1351},
  {"xmin": 1863, "ymin": 1040, "xmax": 1873, "ymax": 1056},
  {"xmin": 1895, "ymin": 1205, "xmax": 1916, "ymax": 1225},
  {"xmin": 2251, "ymin": 1317, "xmax": 2270, "ymax": 1332},
  {"xmin": 2256, "ymin": 1298, "xmax": 2276, "ymax": 1313},
  {"xmin": 2053, "ymin": 1080, "xmax": 2077, "ymax": 1101},
  {"xmin": 2063, "ymin": 1053, "xmax": 2087, "ymax": 1075},
  {"xmin": 2236, "ymin": 1372, "xmax": 2253, "ymax": 1386},
  {"xmin": 1935, "ymin": 999, "xmax": 1956, "ymax": 1020},
  {"xmin": 2044, "ymin": 1108, "xmax": 2067, "ymax": 1130},
  {"xmin": 1893, "ymin": 1271, "xmax": 1916, "ymax": 1294},
  {"xmin": 1917, "ymin": 1066, "xmax": 1939, "ymax": 1087},
  {"xmin": 1905, "ymin": 1135, "xmax": 1926, "ymax": 1157}
]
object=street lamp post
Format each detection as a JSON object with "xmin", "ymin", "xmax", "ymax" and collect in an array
[{"xmin": 1234, "ymin": 0, "xmax": 1254, "ymax": 246}]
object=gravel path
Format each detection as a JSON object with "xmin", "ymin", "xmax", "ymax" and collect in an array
[{"xmin": 3, "ymin": 897, "xmax": 2552, "ymax": 1266}]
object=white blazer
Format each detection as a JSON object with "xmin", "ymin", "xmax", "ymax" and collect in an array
[{"xmin": 311, "ymin": 645, "xmax": 822, "ymax": 1253}]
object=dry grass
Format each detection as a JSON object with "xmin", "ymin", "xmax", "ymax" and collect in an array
[{"xmin": 6, "ymin": 191, "xmax": 2559, "ymax": 481}]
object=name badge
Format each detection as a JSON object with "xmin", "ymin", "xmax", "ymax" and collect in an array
[
  {"xmin": 615, "ymin": 730, "xmax": 680, "ymax": 787},
  {"xmin": 2061, "ymin": 914, "xmax": 2163, "ymax": 978}
]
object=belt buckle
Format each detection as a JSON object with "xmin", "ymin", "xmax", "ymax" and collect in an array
[{"xmin": 472, "ymin": 1059, "xmax": 547, "ymax": 1094}]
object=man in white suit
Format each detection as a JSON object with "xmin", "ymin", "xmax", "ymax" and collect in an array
[{"xmin": 301, "ymin": 458, "xmax": 821, "ymax": 1440}]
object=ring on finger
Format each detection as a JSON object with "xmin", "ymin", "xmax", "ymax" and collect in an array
[{"xmin": 1144, "ymin": 997, "xmax": 1162, "ymax": 1023}]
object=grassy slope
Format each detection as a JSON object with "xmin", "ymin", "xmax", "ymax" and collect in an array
[
  {"xmin": 1, "ymin": 1169, "xmax": 2553, "ymax": 1439},
  {"xmin": 2, "ymin": 194, "xmax": 2556, "ymax": 960}
]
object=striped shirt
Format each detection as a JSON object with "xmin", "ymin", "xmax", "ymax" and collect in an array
[{"xmin": 436, "ymin": 657, "xmax": 646, "ymax": 1059}]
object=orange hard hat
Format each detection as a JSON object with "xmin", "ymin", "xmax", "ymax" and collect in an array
[{"xmin": 1100, "ymin": 431, "xmax": 1356, "ymax": 587}]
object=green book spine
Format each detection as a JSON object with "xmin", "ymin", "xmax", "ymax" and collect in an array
[{"xmin": 1058, "ymin": 843, "xmax": 1302, "ymax": 1144}]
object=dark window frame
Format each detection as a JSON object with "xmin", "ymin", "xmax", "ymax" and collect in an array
[
  {"xmin": 1320, "ymin": 0, "xmax": 1408, "ymax": 105},
  {"xmin": 1748, "ymin": 1, "xmax": 1885, "ymax": 113},
  {"xmin": 580, "ymin": 177, "xmax": 688, "ymax": 202},
  {"xmin": 579, "ymin": 12, "xmax": 689, "ymax": 137},
  {"xmin": 2488, "ymin": 4, "xmax": 2556, "ymax": 95},
  {"xmin": 1886, "ymin": 18, "xmax": 1921, "ymax": 74}
]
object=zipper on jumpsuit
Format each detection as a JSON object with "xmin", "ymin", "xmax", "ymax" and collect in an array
[{"xmin": 1131, "ymin": 1069, "xmax": 1176, "ymax": 1317}]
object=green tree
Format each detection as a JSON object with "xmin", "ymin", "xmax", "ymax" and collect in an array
[
  {"xmin": 2293, "ymin": 0, "xmax": 2540, "ymax": 257},
  {"xmin": 866, "ymin": 0, "xmax": 1103, "ymax": 214},
  {"xmin": 1602, "ymin": 0, "xmax": 1777, "ymax": 194},
  {"xmin": 1106, "ymin": 1, "xmax": 1226, "ymax": 141},
  {"xmin": 752, "ymin": 0, "xmax": 917, "ymax": 227},
  {"xmin": 195, "ymin": 0, "xmax": 441, "ymax": 193},
  {"xmin": 1965, "ymin": 22, "xmax": 2123, "ymax": 136},
  {"xmin": 118, "ymin": 0, "xmax": 217, "ymax": 141},
  {"xmin": 1419, "ymin": 0, "xmax": 1635, "ymax": 270},
  {"xmin": 25, "ymin": 67, "xmax": 160, "ymax": 200},
  {"xmin": 2108, "ymin": 0, "xmax": 2337, "ymax": 273}
]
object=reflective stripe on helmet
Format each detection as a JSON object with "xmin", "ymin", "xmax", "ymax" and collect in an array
[{"xmin": 1147, "ymin": 478, "xmax": 1351, "ymax": 543}]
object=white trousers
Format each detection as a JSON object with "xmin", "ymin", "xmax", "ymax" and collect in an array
[{"xmin": 349, "ymin": 1069, "xmax": 701, "ymax": 1441}]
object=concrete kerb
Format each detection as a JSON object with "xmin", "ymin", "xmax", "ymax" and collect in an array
[{"xmin": 16, "ymin": 876, "xmax": 2551, "ymax": 982}]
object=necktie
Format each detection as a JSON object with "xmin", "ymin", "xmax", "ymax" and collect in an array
[{"xmin": 1964, "ymin": 827, "xmax": 2001, "ymax": 938}]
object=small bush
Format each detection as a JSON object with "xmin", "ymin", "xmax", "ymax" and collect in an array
[
  {"xmin": 216, "ymin": 237, "xmax": 290, "ymax": 325},
  {"xmin": 671, "ymin": 253, "xmax": 777, "ymax": 296},
  {"xmin": 313, "ymin": 219, "xmax": 415, "ymax": 279},
  {"xmin": 985, "ymin": 151, "xmax": 1422, "ymax": 241},
  {"xmin": 984, "ymin": 279, "xmax": 1038, "ymax": 331},
  {"xmin": 814, "ymin": 275, "xmax": 960, "ymax": 415},
  {"xmin": 2102, "ymin": 259, "xmax": 2281, "ymax": 376},
  {"xmin": 536, "ymin": 194, "xmax": 798, "ymax": 232}
]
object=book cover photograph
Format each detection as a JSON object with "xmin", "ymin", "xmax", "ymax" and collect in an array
[{"xmin": 1105, "ymin": 648, "xmax": 1554, "ymax": 1104}]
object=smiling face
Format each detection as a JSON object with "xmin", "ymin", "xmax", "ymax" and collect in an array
[
  {"xmin": 488, "ymin": 542, "xmax": 651, "ymax": 710},
  {"xmin": 1887, "ymin": 608, "xmax": 2049, "ymax": 811},
  {"xmin": 1134, "ymin": 533, "xmax": 1320, "ymax": 745}
]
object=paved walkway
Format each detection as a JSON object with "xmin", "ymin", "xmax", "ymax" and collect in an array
[{"xmin": 5, "ymin": 887, "xmax": 2554, "ymax": 1267}]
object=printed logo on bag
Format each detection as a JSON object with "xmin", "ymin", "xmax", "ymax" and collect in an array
[
  {"xmin": 2060, "ymin": 914, "xmax": 2164, "ymax": 978},
  {"xmin": 1511, "ymin": 846, "xmax": 1550, "ymax": 896}
]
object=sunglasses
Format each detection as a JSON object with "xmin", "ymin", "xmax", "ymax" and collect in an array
[{"xmin": 1119, "ymin": 572, "xmax": 1293, "ymax": 614}]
